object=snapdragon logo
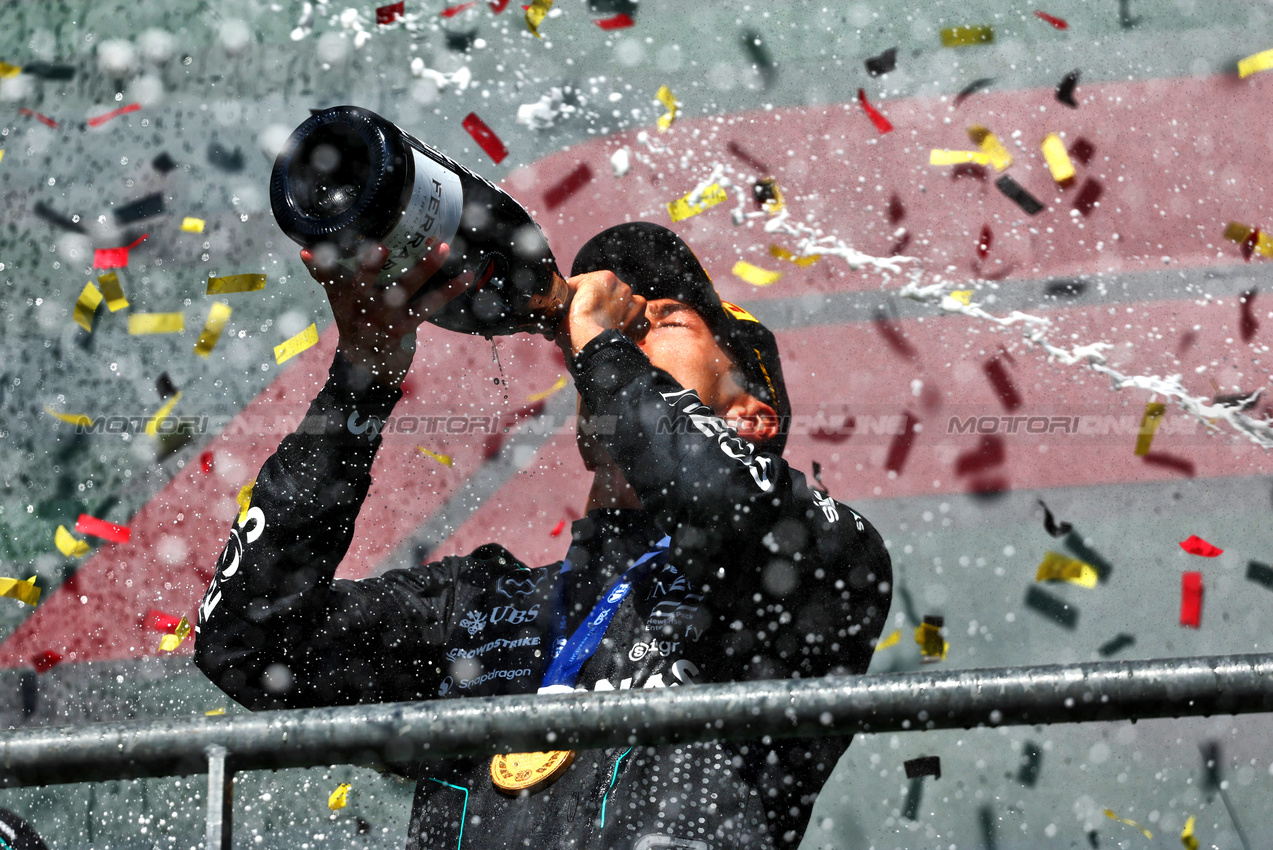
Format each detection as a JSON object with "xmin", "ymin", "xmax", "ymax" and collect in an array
[{"xmin": 457, "ymin": 667, "xmax": 533, "ymax": 690}]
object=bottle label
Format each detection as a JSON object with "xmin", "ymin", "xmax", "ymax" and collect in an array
[{"xmin": 344, "ymin": 147, "xmax": 463, "ymax": 284}]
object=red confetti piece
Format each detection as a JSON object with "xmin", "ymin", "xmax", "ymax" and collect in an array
[
  {"xmin": 1141, "ymin": 452, "xmax": 1196, "ymax": 477},
  {"xmin": 976, "ymin": 224, "xmax": 993, "ymax": 259},
  {"xmin": 873, "ymin": 310, "xmax": 916, "ymax": 360},
  {"xmin": 93, "ymin": 233, "xmax": 148, "ymax": 269},
  {"xmin": 595, "ymin": 12, "xmax": 635, "ymax": 29},
  {"xmin": 1242, "ymin": 229, "xmax": 1260, "ymax": 262},
  {"xmin": 462, "ymin": 112, "xmax": 508, "ymax": 164},
  {"xmin": 884, "ymin": 412, "xmax": 920, "ymax": 474},
  {"xmin": 1179, "ymin": 534, "xmax": 1223, "ymax": 557},
  {"xmin": 32, "ymin": 650, "xmax": 63, "ymax": 674},
  {"xmin": 857, "ymin": 88, "xmax": 894, "ymax": 134},
  {"xmin": 87, "ymin": 102, "xmax": 141, "ymax": 128},
  {"xmin": 983, "ymin": 357, "xmax": 1022, "ymax": 410},
  {"xmin": 1034, "ymin": 11, "xmax": 1068, "ymax": 29},
  {"xmin": 75, "ymin": 513, "xmax": 132, "ymax": 544},
  {"xmin": 543, "ymin": 163, "xmax": 593, "ymax": 210},
  {"xmin": 887, "ymin": 194, "xmax": 905, "ymax": 224},
  {"xmin": 1069, "ymin": 137, "xmax": 1096, "ymax": 165},
  {"xmin": 376, "ymin": 1, "xmax": 405, "ymax": 24},
  {"xmin": 726, "ymin": 140, "xmax": 770, "ymax": 173},
  {"xmin": 489, "ymin": 0, "xmax": 509, "ymax": 11},
  {"xmin": 200, "ymin": 450, "xmax": 214, "ymax": 474},
  {"xmin": 482, "ymin": 402, "xmax": 547, "ymax": 460},
  {"xmin": 1181, "ymin": 571, "xmax": 1203, "ymax": 628},
  {"xmin": 1072, "ymin": 178, "xmax": 1103, "ymax": 217},
  {"xmin": 439, "ymin": 2, "xmax": 475, "ymax": 17},
  {"xmin": 1240, "ymin": 288, "xmax": 1259, "ymax": 341},
  {"xmin": 145, "ymin": 609, "xmax": 183, "ymax": 632},
  {"xmin": 954, "ymin": 434, "xmax": 1005, "ymax": 476},
  {"xmin": 549, "ymin": 520, "xmax": 566, "ymax": 537},
  {"xmin": 18, "ymin": 107, "xmax": 59, "ymax": 128}
]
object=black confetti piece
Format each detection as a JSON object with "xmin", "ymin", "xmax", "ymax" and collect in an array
[
  {"xmin": 865, "ymin": 47, "xmax": 897, "ymax": 76},
  {"xmin": 1088, "ymin": 830, "xmax": 1100, "ymax": 848},
  {"xmin": 1024, "ymin": 585, "xmax": 1078, "ymax": 629},
  {"xmin": 995, "ymin": 176, "xmax": 1045, "ymax": 215},
  {"xmin": 1098, "ymin": 633, "xmax": 1136, "ymax": 656},
  {"xmin": 753, "ymin": 178, "xmax": 781, "ymax": 207},
  {"xmin": 1037, "ymin": 499, "xmax": 1073, "ymax": 538},
  {"xmin": 1017, "ymin": 741, "xmax": 1042, "ymax": 786},
  {"xmin": 155, "ymin": 372, "xmax": 178, "ymax": 399},
  {"xmin": 24, "ymin": 62, "xmax": 75, "ymax": 81},
  {"xmin": 20, "ymin": 670, "xmax": 37, "ymax": 718},
  {"xmin": 955, "ymin": 77, "xmax": 995, "ymax": 106},
  {"xmin": 152, "ymin": 152, "xmax": 178, "ymax": 173},
  {"xmin": 978, "ymin": 805, "xmax": 998, "ymax": 850},
  {"xmin": 905, "ymin": 756, "xmax": 941, "ymax": 779},
  {"xmin": 902, "ymin": 776, "xmax": 923, "ymax": 820},
  {"xmin": 113, "ymin": 192, "xmax": 165, "ymax": 225},
  {"xmin": 1045, "ymin": 279, "xmax": 1087, "ymax": 297},
  {"xmin": 1062, "ymin": 531, "xmax": 1113, "ymax": 581},
  {"xmin": 445, "ymin": 29, "xmax": 478, "ymax": 52},
  {"xmin": 1056, "ymin": 70, "xmax": 1080, "ymax": 107},
  {"xmin": 897, "ymin": 582, "xmax": 922, "ymax": 626},
  {"xmin": 1118, "ymin": 0, "xmax": 1139, "ymax": 28},
  {"xmin": 1200, "ymin": 741, "xmax": 1222, "ymax": 798},
  {"xmin": 1246, "ymin": 560, "xmax": 1273, "ymax": 591},
  {"xmin": 1213, "ymin": 391, "xmax": 1259, "ymax": 410},
  {"xmin": 33, "ymin": 200, "xmax": 86, "ymax": 233},
  {"xmin": 741, "ymin": 29, "xmax": 776, "ymax": 87},
  {"xmin": 206, "ymin": 141, "xmax": 245, "ymax": 172},
  {"xmin": 588, "ymin": 0, "xmax": 637, "ymax": 14},
  {"xmin": 922, "ymin": 614, "xmax": 943, "ymax": 629}
]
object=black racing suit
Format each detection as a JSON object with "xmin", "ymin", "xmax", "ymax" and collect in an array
[{"xmin": 195, "ymin": 330, "xmax": 892, "ymax": 849}]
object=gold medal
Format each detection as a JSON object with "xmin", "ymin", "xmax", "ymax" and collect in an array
[{"xmin": 490, "ymin": 749, "xmax": 575, "ymax": 794}]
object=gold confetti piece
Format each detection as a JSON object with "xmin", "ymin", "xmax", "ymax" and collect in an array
[
  {"xmin": 236, "ymin": 481, "xmax": 256, "ymax": 524},
  {"xmin": 1222, "ymin": 222, "xmax": 1273, "ymax": 256},
  {"xmin": 524, "ymin": 0, "xmax": 552, "ymax": 37},
  {"xmin": 527, "ymin": 375, "xmax": 568, "ymax": 402},
  {"xmin": 129, "ymin": 312, "xmax": 185, "ymax": 335},
  {"xmin": 274, "ymin": 323, "xmax": 318, "ymax": 364},
  {"xmin": 666, "ymin": 183, "xmax": 728, "ymax": 222},
  {"xmin": 1035, "ymin": 551, "xmax": 1098, "ymax": 588},
  {"xmin": 73, "ymin": 282, "xmax": 103, "ymax": 332},
  {"xmin": 874, "ymin": 629, "xmax": 901, "ymax": 652},
  {"xmin": 144, "ymin": 391, "xmax": 182, "ymax": 437},
  {"xmin": 732, "ymin": 261, "xmax": 784, "ymax": 287},
  {"xmin": 98, "ymin": 272, "xmax": 129, "ymax": 312},
  {"xmin": 1134, "ymin": 401, "xmax": 1167, "ymax": 456},
  {"xmin": 1103, "ymin": 809, "xmax": 1152, "ymax": 840},
  {"xmin": 0, "ymin": 575, "xmax": 40, "ymax": 607},
  {"xmin": 941, "ymin": 25, "xmax": 995, "ymax": 47},
  {"xmin": 418, "ymin": 447, "xmax": 454, "ymax": 467},
  {"xmin": 968, "ymin": 125, "xmax": 1013, "ymax": 171},
  {"xmin": 55, "ymin": 526, "xmax": 90, "ymax": 558},
  {"xmin": 181, "ymin": 217, "xmax": 206, "ymax": 233},
  {"xmin": 929, "ymin": 149, "xmax": 993, "ymax": 167},
  {"xmin": 0, "ymin": 62, "xmax": 21, "ymax": 79},
  {"xmin": 1040, "ymin": 133, "xmax": 1076, "ymax": 182},
  {"xmin": 194, "ymin": 302, "xmax": 232, "ymax": 358},
  {"xmin": 0, "ymin": 150, "xmax": 4, "ymax": 164},
  {"xmin": 655, "ymin": 84, "xmax": 679, "ymax": 133},
  {"xmin": 158, "ymin": 615, "xmax": 191, "ymax": 652},
  {"xmin": 1180, "ymin": 815, "xmax": 1198, "ymax": 850},
  {"xmin": 45, "ymin": 406, "xmax": 93, "ymax": 427},
  {"xmin": 1238, "ymin": 48, "xmax": 1273, "ymax": 78},
  {"xmin": 205, "ymin": 707, "xmax": 227, "ymax": 716},
  {"xmin": 948, "ymin": 290, "xmax": 974, "ymax": 305},
  {"xmin": 769, "ymin": 245, "xmax": 820, "ymax": 267},
  {"xmin": 914, "ymin": 622, "xmax": 948, "ymax": 660},
  {"xmin": 328, "ymin": 783, "xmax": 351, "ymax": 810},
  {"xmin": 206, "ymin": 273, "xmax": 266, "ymax": 295}
]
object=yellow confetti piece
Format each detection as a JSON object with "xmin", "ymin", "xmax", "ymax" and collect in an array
[
  {"xmin": 206, "ymin": 273, "xmax": 266, "ymax": 295},
  {"xmin": 655, "ymin": 84, "xmax": 679, "ymax": 133},
  {"xmin": 929, "ymin": 149, "xmax": 993, "ymax": 167},
  {"xmin": 205, "ymin": 707, "xmax": 227, "ymax": 716},
  {"xmin": 418, "ymin": 447, "xmax": 454, "ymax": 467},
  {"xmin": 1103, "ymin": 809, "xmax": 1152, "ymax": 840},
  {"xmin": 1134, "ymin": 401, "xmax": 1167, "ymax": 456},
  {"xmin": 55, "ymin": 526, "xmax": 90, "ymax": 558},
  {"xmin": 1238, "ymin": 48, "xmax": 1273, "ymax": 78},
  {"xmin": 73, "ymin": 282, "xmax": 103, "ymax": 332},
  {"xmin": 1222, "ymin": 222, "xmax": 1273, "ymax": 256},
  {"xmin": 666, "ymin": 183, "xmax": 728, "ymax": 222},
  {"xmin": 144, "ymin": 391, "xmax": 182, "ymax": 437},
  {"xmin": 941, "ymin": 25, "xmax": 995, "ymax": 47},
  {"xmin": 1180, "ymin": 815, "xmax": 1198, "ymax": 850},
  {"xmin": 181, "ymin": 217, "xmax": 206, "ymax": 233},
  {"xmin": 0, "ymin": 150, "xmax": 4, "ymax": 164},
  {"xmin": 525, "ymin": 0, "xmax": 552, "ymax": 38},
  {"xmin": 948, "ymin": 290, "xmax": 974, "ymax": 305},
  {"xmin": 769, "ymin": 245, "xmax": 820, "ymax": 268},
  {"xmin": 527, "ymin": 375, "xmax": 568, "ymax": 403},
  {"xmin": 968, "ymin": 125, "xmax": 1013, "ymax": 171},
  {"xmin": 158, "ymin": 615, "xmax": 191, "ymax": 652},
  {"xmin": 98, "ymin": 272, "xmax": 129, "ymax": 312},
  {"xmin": 194, "ymin": 302, "xmax": 232, "ymax": 358},
  {"xmin": 1035, "ymin": 551, "xmax": 1098, "ymax": 588},
  {"xmin": 274, "ymin": 323, "xmax": 319, "ymax": 364},
  {"xmin": 129, "ymin": 312, "xmax": 185, "ymax": 335},
  {"xmin": 1040, "ymin": 133, "xmax": 1076, "ymax": 183},
  {"xmin": 914, "ymin": 622, "xmax": 948, "ymax": 661},
  {"xmin": 874, "ymin": 629, "xmax": 901, "ymax": 652},
  {"xmin": 0, "ymin": 576, "xmax": 40, "ymax": 607},
  {"xmin": 44, "ymin": 406, "xmax": 93, "ymax": 428},
  {"xmin": 0, "ymin": 62, "xmax": 21, "ymax": 79},
  {"xmin": 732, "ymin": 261, "xmax": 784, "ymax": 287},
  {"xmin": 236, "ymin": 481, "xmax": 256, "ymax": 524},
  {"xmin": 328, "ymin": 783, "xmax": 351, "ymax": 810}
]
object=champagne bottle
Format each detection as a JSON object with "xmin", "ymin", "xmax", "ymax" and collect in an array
[{"xmin": 269, "ymin": 105, "xmax": 570, "ymax": 338}]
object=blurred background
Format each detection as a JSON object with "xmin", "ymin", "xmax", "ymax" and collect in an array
[{"xmin": 1, "ymin": 0, "xmax": 1273, "ymax": 846}]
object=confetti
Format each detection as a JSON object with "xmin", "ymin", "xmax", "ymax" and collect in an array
[
  {"xmin": 954, "ymin": 77, "xmax": 995, "ymax": 106},
  {"xmin": 76, "ymin": 514, "xmax": 131, "ymax": 544},
  {"xmin": 940, "ymin": 25, "xmax": 994, "ymax": 47},
  {"xmin": 914, "ymin": 616, "xmax": 947, "ymax": 660},
  {"xmin": 1238, "ymin": 48, "xmax": 1273, "ymax": 78},
  {"xmin": 274, "ymin": 323, "xmax": 319, "ymax": 364},
  {"xmin": 995, "ymin": 176, "xmax": 1045, "ymax": 215},
  {"xmin": 329, "ymin": 783, "xmax": 351, "ymax": 810},
  {"xmin": 94, "ymin": 233, "xmax": 148, "ymax": 269},
  {"xmin": 1035, "ymin": 11, "xmax": 1068, "ymax": 29},
  {"xmin": 194, "ymin": 303, "xmax": 232, "ymax": 358},
  {"xmin": 490, "ymin": 0, "xmax": 510, "ymax": 11},
  {"xmin": 377, "ymin": 1, "xmax": 405, "ymax": 24},
  {"xmin": 87, "ymin": 102, "xmax": 141, "ymax": 128},
  {"xmin": 32, "ymin": 651, "xmax": 62, "ymax": 673},
  {"xmin": 865, "ymin": 47, "xmax": 897, "ymax": 76},
  {"xmin": 1098, "ymin": 633, "xmax": 1136, "ymax": 656},
  {"xmin": 439, "ymin": 2, "xmax": 476, "ymax": 17},
  {"xmin": 929, "ymin": 149, "xmax": 994, "ymax": 167},
  {"xmin": 156, "ymin": 372, "xmax": 178, "ymax": 399},
  {"xmin": 98, "ymin": 272, "xmax": 129, "ymax": 312},
  {"xmin": 954, "ymin": 435, "xmax": 1004, "ymax": 476},
  {"xmin": 873, "ymin": 309, "xmax": 917, "ymax": 360},
  {"xmin": 24, "ymin": 63, "xmax": 74, "ymax": 81},
  {"xmin": 1223, "ymin": 222, "xmax": 1273, "ymax": 258},
  {"xmin": 753, "ymin": 177, "xmax": 784, "ymax": 214},
  {"xmin": 19, "ymin": 107, "xmax": 59, "ymax": 128},
  {"xmin": 144, "ymin": 391, "xmax": 182, "ymax": 437},
  {"xmin": 727, "ymin": 140, "xmax": 769, "ymax": 173},
  {"xmin": 976, "ymin": 225, "xmax": 992, "ymax": 259},
  {"xmin": 968, "ymin": 125, "xmax": 1012, "ymax": 171},
  {"xmin": 1179, "ymin": 535, "xmax": 1222, "ymax": 557},
  {"xmin": 524, "ymin": 0, "xmax": 552, "ymax": 38},
  {"xmin": 543, "ymin": 163, "xmax": 593, "ymax": 210},
  {"xmin": 857, "ymin": 89, "xmax": 893, "ymax": 134},
  {"xmin": 1133, "ymin": 401, "xmax": 1166, "ymax": 455},
  {"xmin": 874, "ymin": 629, "xmax": 901, "ymax": 651},
  {"xmin": 527, "ymin": 375, "xmax": 568, "ymax": 402},
  {"xmin": 181, "ymin": 217, "xmax": 206, "ymax": 233},
  {"xmin": 1180, "ymin": 815, "xmax": 1199, "ymax": 850},
  {"xmin": 1018, "ymin": 741, "xmax": 1043, "ymax": 786},
  {"xmin": 206, "ymin": 273, "xmax": 266, "ymax": 295},
  {"xmin": 1103, "ymin": 809, "xmax": 1152, "ymax": 840},
  {"xmin": 595, "ymin": 13, "xmax": 634, "ymax": 29},
  {"xmin": 666, "ymin": 183, "xmax": 728, "ymax": 222},
  {"xmin": 206, "ymin": 708, "xmax": 227, "ymax": 716},
  {"xmin": 201, "ymin": 450, "xmax": 215, "ymax": 474},
  {"xmin": 1035, "ymin": 551, "xmax": 1098, "ymax": 588},
  {"xmin": 1246, "ymin": 560, "xmax": 1273, "ymax": 591},
  {"xmin": 44, "ymin": 406, "xmax": 93, "ymax": 427},
  {"xmin": 417, "ymin": 447, "xmax": 454, "ymax": 467},
  {"xmin": 732, "ymin": 261, "xmax": 784, "ymax": 287},
  {"xmin": 461, "ymin": 112, "xmax": 508, "ymax": 163},
  {"xmin": 983, "ymin": 357, "xmax": 1021, "ymax": 410},
  {"xmin": 946, "ymin": 290, "xmax": 973, "ymax": 306},
  {"xmin": 884, "ymin": 412, "xmax": 920, "ymax": 473},
  {"xmin": 1040, "ymin": 133, "xmax": 1076, "ymax": 183},
  {"xmin": 158, "ymin": 616, "xmax": 191, "ymax": 652},
  {"xmin": 0, "ymin": 61, "xmax": 21, "ymax": 78},
  {"xmin": 236, "ymin": 481, "xmax": 256, "ymax": 524},
  {"xmin": 1056, "ymin": 70, "xmax": 1081, "ymax": 107},
  {"xmin": 73, "ymin": 282, "xmax": 103, "ymax": 332},
  {"xmin": 1240, "ymin": 289, "xmax": 1259, "ymax": 341},
  {"xmin": 769, "ymin": 245, "xmax": 820, "ymax": 267},
  {"xmin": 741, "ymin": 29, "xmax": 775, "ymax": 88},
  {"xmin": 1073, "ymin": 178, "xmax": 1103, "ymax": 216},
  {"xmin": 904, "ymin": 756, "xmax": 941, "ymax": 779},
  {"xmin": 145, "ymin": 610, "xmax": 183, "ymax": 632},
  {"xmin": 1024, "ymin": 585, "xmax": 1078, "ymax": 628},
  {"xmin": 1037, "ymin": 500, "xmax": 1073, "ymax": 538},
  {"xmin": 55, "ymin": 526, "xmax": 90, "ymax": 558},
  {"xmin": 549, "ymin": 519, "xmax": 567, "ymax": 537},
  {"xmin": 1142, "ymin": 452, "xmax": 1196, "ymax": 477},
  {"xmin": 655, "ymin": 84, "xmax": 679, "ymax": 133},
  {"xmin": 113, "ymin": 192, "xmax": 164, "ymax": 225},
  {"xmin": 152, "ymin": 152, "xmax": 178, "ymax": 173},
  {"xmin": 0, "ymin": 576, "xmax": 40, "ymax": 607},
  {"xmin": 33, "ymin": 201, "xmax": 85, "ymax": 233},
  {"xmin": 129, "ymin": 312, "xmax": 185, "ymax": 335}
]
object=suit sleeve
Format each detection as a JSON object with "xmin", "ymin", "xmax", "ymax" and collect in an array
[{"xmin": 194, "ymin": 354, "xmax": 467, "ymax": 710}]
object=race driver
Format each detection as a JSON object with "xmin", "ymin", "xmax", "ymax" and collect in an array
[{"xmin": 195, "ymin": 221, "xmax": 893, "ymax": 849}]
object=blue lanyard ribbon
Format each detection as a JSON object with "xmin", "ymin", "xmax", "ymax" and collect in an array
[{"xmin": 541, "ymin": 535, "xmax": 671, "ymax": 691}]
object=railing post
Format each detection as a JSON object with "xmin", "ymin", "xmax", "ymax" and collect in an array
[{"xmin": 204, "ymin": 744, "xmax": 233, "ymax": 850}]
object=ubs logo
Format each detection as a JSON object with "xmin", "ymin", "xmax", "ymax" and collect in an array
[{"xmin": 489, "ymin": 604, "xmax": 541, "ymax": 625}]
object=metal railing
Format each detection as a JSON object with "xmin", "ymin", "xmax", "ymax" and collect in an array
[{"xmin": 2, "ymin": 653, "xmax": 1272, "ymax": 848}]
